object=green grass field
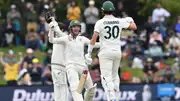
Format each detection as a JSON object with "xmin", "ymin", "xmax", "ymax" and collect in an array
[{"xmin": 0, "ymin": 46, "xmax": 179, "ymax": 85}]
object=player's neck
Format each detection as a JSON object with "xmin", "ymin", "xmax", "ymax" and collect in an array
[
  {"xmin": 104, "ymin": 14, "xmax": 112, "ymax": 16},
  {"xmin": 104, "ymin": 14, "xmax": 113, "ymax": 17}
]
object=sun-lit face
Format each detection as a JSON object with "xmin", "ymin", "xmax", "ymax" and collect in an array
[{"xmin": 71, "ymin": 26, "xmax": 81, "ymax": 36}]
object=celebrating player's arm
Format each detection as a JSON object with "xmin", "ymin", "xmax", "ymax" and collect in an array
[
  {"xmin": 81, "ymin": 36, "xmax": 100, "ymax": 65},
  {"xmin": 45, "ymin": 11, "xmax": 66, "ymax": 43},
  {"xmin": 122, "ymin": 17, "xmax": 137, "ymax": 30}
]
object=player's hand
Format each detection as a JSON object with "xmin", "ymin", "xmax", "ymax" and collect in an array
[
  {"xmin": 44, "ymin": 11, "xmax": 56, "ymax": 23},
  {"xmin": 125, "ymin": 17, "xmax": 134, "ymax": 23},
  {"xmin": 85, "ymin": 53, "xmax": 92, "ymax": 65},
  {"xmin": 85, "ymin": 57, "xmax": 92, "ymax": 65}
]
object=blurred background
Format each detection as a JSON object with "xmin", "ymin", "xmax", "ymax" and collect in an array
[{"xmin": 0, "ymin": 0, "xmax": 179, "ymax": 101}]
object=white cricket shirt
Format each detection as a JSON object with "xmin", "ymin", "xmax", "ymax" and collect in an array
[
  {"xmin": 94, "ymin": 15, "xmax": 130, "ymax": 55},
  {"xmin": 51, "ymin": 35, "xmax": 90, "ymax": 67}
]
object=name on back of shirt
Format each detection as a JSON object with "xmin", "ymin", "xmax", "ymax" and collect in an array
[{"xmin": 103, "ymin": 21, "xmax": 119, "ymax": 25}]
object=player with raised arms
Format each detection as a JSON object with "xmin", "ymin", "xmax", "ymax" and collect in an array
[
  {"xmin": 49, "ymin": 20, "xmax": 99, "ymax": 101},
  {"xmin": 45, "ymin": 11, "xmax": 68, "ymax": 101}
]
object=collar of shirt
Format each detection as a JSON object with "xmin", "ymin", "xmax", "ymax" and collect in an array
[
  {"xmin": 104, "ymin": 15, "xmax": 115, "ymax": 18},
  {"xmin": 69, "ymin": 34, "xmax": 81, "ymax": 41}
]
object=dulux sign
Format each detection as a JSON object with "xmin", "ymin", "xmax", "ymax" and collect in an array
[{"xmin": 0, "ymin": 84, "xmax": 179, "ymax": 101}]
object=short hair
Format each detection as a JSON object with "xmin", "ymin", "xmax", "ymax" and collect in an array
[{"xmin": 103, "ymin": 11, "xmax": 113, "ymax": 15}]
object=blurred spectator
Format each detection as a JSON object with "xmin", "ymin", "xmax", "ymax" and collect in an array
[
  {"xmin": 35, "ymin": 0, "xmax": 44, "ymax": 17},
  {"xmin": 166, "ymin": 33, "xmax": 180, "ymax": 49},
  {"xmin": 166, "ymin": 33, "xmax": 180, "ymax": 57},
  {"xmin": 7, "ymin": 4, "xmax": 21, "ymax": 21},
  {"xmin": 38, "ymin": 16, "xmax": 48, "ymax": 45},
  {"xmin": 144, "ymin": 16, "xmax": 154, "ymax": 34},
  {"xmin": 18, "ymin": 62, "xmax": 32, "ymax": 86},
  {"xmin": 7, "ymin": 4, "xmax": 21, "ymax": 45},
  {"xmin": 84, "ymin": 0, "xmax": 99, "ymax": 38},
  {"xmin": 153, "ymin": 16, "xmax": 168, "ymax": 39},
  {"xmin": 132, "ymin": 57, "xmax": 144, "ymax": 69},
  {"xmin": 173, "ymin": 56, "xmax": 180, "ymax": 70},
  {"xmin": 142, "ymin": 85, "xmax": 152, "ymax": 101},
  {"xmin": 25, "ymin": 29, "xmax": 41, "ymax": 50},
  {"xmin": 67, "ymin": 0, "xmax": 81, "ymax": 21},
  {"xmin": 5, "ymin": 20, "xmax": 15, "ymax": 46},
  {"xmin": 149, "ymin": 31, "xmax": 163, "ymax": 47},
  {"xmin": 131, "ymin": 76, "xmax": 141, "ymax": 84},
  {"xmin": 4, "ymin": 50, "xmax": 16, "ymax": 63},
  {"xmin": 115, "ymin": 1, "xmax": 125, "ymax": 18},
  {"xmin": 41, "ymin": 64, "xmax": 53, "ymax": 85},
  {"xmin": 43, "ymin": 49, "xmax": 52, "ymax": 66},
  {"xmin": 176, "ymin": 47, "xmax": 180, "ymax": 56},
  {"xmin": 145, "ymin": 42, "xmax": 163, "ymax": 62},
  {"xmin": 23, "ymin": 48, "xmax": 36, "ymax": 65},
  {"xmin": 143, "ymin": 58, "xmax": 158, "ymax": 83},
  {"xmin": 144, "ymin": 16, "xmax": 154, "ymax": 47},
  {"xmin": 29, "ymin": 58, "xmax": 43, "ymax": 85},
  {"xmin": 152, "ymin": 3, "xmax": 170, "ymax": 23},
  {"xmin": 130, "ymin": 42, "xmax": 143, "ymax": 59},
  {"xmin": 160, "ymin": 63, "xmax": 176, "ymax": 83},
  {"xmin": 49, "ymin": 1, "xmax": 56, "ymax": 13},
  {"xmin": 80, "ymin": 20, "xmax": 86, "ymax": 35},
  {"xmin": 24, "ymin": 2, "xmax": 37, "ymax": 23},
  {"xmin": 0, "ymin": 51, "xmax": 23, "ymax": 86},
  {"xmin": 175, "ymin": 16, "xmax": 180, "ymax": 37},
  {"xmin": 24, "ymin": 2, "xmax": 38, "ymax": 32}
]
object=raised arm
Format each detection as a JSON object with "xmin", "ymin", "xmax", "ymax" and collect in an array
[
  {"xmin": 0, "ymin": 52, "xmax": 6, "ymax": 66},
  {"xmin": 48, "ymin": 21, "xmax": 66, "ymax": 43},
  {"xmin": 52, "ymin": 35, "xmax": 69, "ymax": 44},
  {"xmin": 83, "ymin": 36, "xmax": 100, "ymax": 48},
  {"xmin": 87, "ymin": 21, "xmax": 101, "ymax": 55},
  {"xmin": 48, "ymin": 28, "xmax": 53, "ymax": 43},
  {"xmin": 17, "ymin": 52, "xmax": 24, "ymax": 64},
  {"xmin": 123, "ymin": 17, "xmax": 137, "ymax": 30}
]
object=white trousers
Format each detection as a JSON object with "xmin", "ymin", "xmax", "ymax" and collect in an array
[
  {"xmin": 99, "ymin": 52, "xmax": 121, "ymax": 101},
  {"xmin": 66, "ymin": 64, "xmax": 94, "ymax": 101},
  {"xmin": 51, "ymin": 65, "xmax": 68, "ymax": 101}
]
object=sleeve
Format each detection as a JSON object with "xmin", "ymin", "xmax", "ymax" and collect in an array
[
  {"xmin": 48, "ymin": 28, "xmax": 53, "ymax": 43},
  {"xmin": 94, "ymin": 21, "xmax": 101, "ymax": 34},
  {"xmin": 119, "ymin": 18, "xmax": 130, "ymax": 29},
  {"xmin": 74, "ymin": 7, "xmax": 81, "ymax": 20},
  {"xmin": 163, "ymin": 8, "xmax": 170, "ymax": 17},
  {"xmin": 52, "ymin": 24, "xmax": 65, "ymax": 37},
  {"xmin": 52, "ymin": 35, "xmax": 69, "ymax": 44},
  {"xmin": 83, "ymin": 36, "xmax": 90, "ymax": 45},
  {"xmin": 152, "ymin": 10, "xmax": 156, "ymax": 23},
  {"xmin": 48, "ymin": 29, "xmax": 53, "ymax": 43},
  {"xmin": 84, "ymin": 8, "xmax": 90, "ymax": 17}
]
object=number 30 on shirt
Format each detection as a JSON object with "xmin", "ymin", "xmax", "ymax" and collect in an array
[{"xmin": 104, "ymin": 25, "xmax": 120, "ymax": 39}]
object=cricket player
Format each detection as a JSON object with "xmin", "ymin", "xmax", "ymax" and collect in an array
[
  {"xmin": 49, "ymin": 20, "xmax": 99, "ymax": 101},
  {"xmin": 45, "ymin": 11, "xmax": 68, "ymax": 101},
  {"xmin": 85, "ymin": 1, "xmax": 137, "ymax": 101}
]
